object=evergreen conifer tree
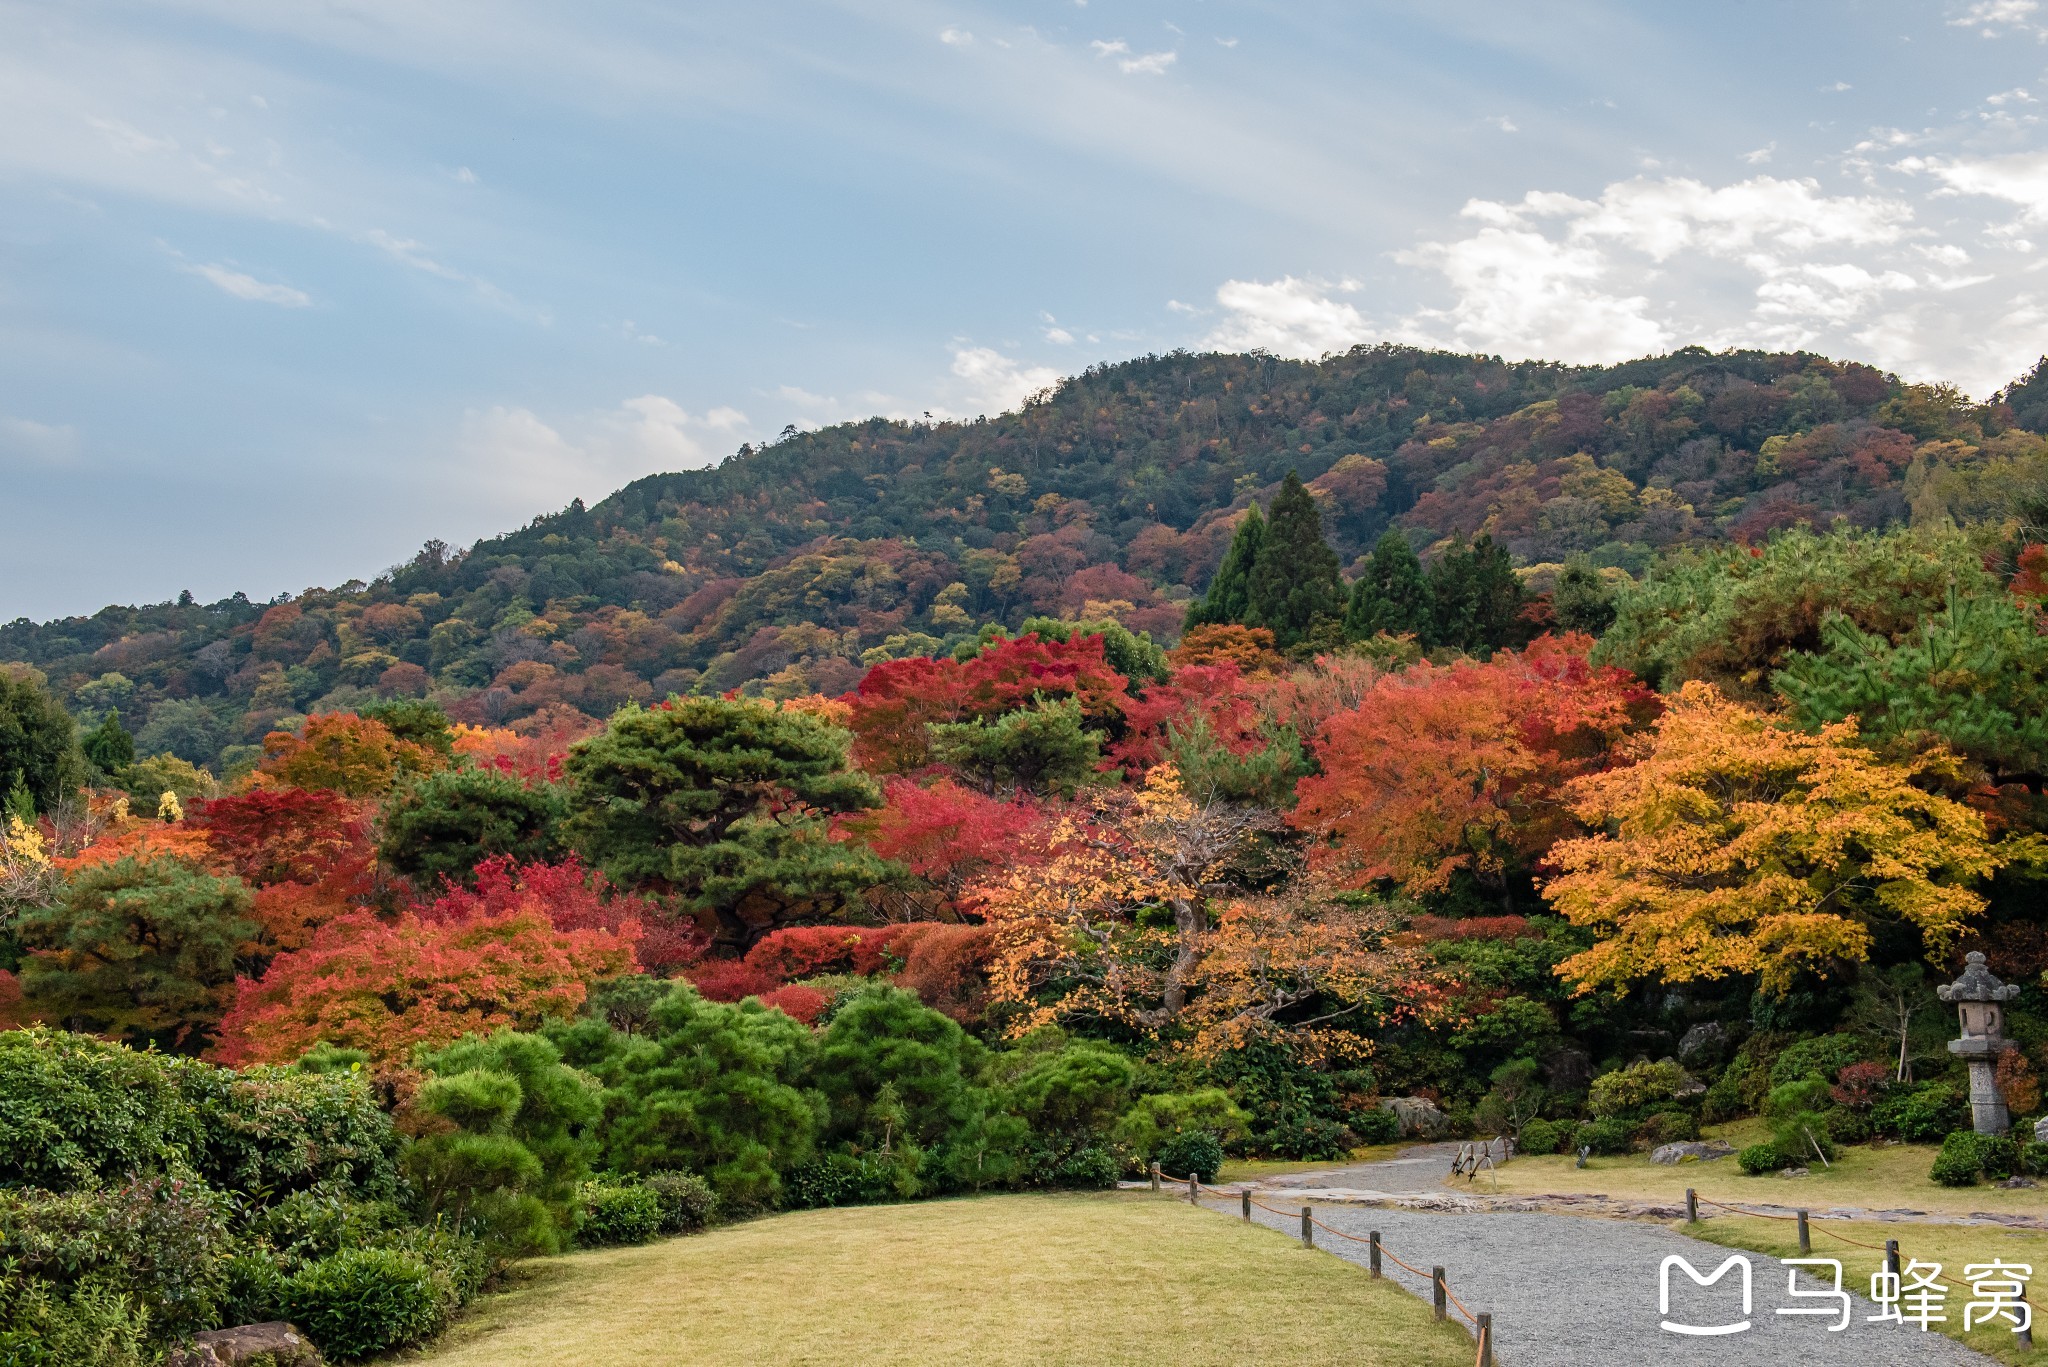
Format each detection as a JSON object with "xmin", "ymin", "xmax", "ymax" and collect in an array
[
  {"xmin": 1427, "ymin": 534, "xmax": 1526, "ymax": 654},
  {"xmin": 1243, "ymin": 472, "xmax": 1343, "ymax": 649},
  {"xmin": 1344, "ymin": 529, "xmax": 1435, "ymax": 641},
  {"xmin": 82, "ymin": 712, "xmax": 136, "ymax": 776},
  {"xmin": 1184, "ymin": 504, "xmax": 1265, "ymax": 631},
  {"xmin": 1550, "ymin": 556, "xmax": 1616, "ymax": 635}
]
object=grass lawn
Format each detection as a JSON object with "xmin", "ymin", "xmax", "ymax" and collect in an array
[
  {"xmin": 1487, "ymin": 1121, "xmax": 2047, "ymax": 1219},
  {"xmin": 1689, "ymin": 1213, "xmax": 2048, "ymax": 1366},
  {"xmin": 401, "ymin": 1192, "xmax": 1476, "ymax": 1366}
]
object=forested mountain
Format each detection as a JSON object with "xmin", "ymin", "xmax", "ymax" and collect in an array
[{"xmin": 7, "ymin": 342, "xmax": 2048, "ymax": 777}]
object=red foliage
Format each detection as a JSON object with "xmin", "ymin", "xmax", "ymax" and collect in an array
[
  {"xmin": 2012, "ymin": 543, "xmax": 2048, "ymax": 603},
  {"xmin": 756, "ymin": 984, "xmax": 831, "ymax": 1024},
  {"xmin": 686, "ymin": 958, "xmax": 779, "ymax": 1002},
  {"xmin": 742, "ymin": 925, "xmax": 903, "ymax": 980},
  {"xmin": 189, "ymin": 788, "xmax": 378, "ymax": 951},
  {"xmin": 1406, "ymin": 915, "xmax": 1540, "ymax": 942},
  {"xmin": 888, "ymin": 922, "xmax": 996, "ymax": 1023},
  {"xmin": 837, "ymin": 777, "xmax": 1047, "ymax": 893},
  {"xmin": 844, "ymin": 633, "xmax": 1135, "ymax": 773},
  {"xmin": 211, "ymin": 908, "xmax": 636, "ymax": 1068},
  {"xmin": 1831, "ymin": 1061, "xmax": 1892, "ymax": 1110},
  {"xmin": 1109, "ymin": 662, "xmax": 1266, "ymax": 772},
  {"xmin": 420, "ymin": 856, "xmax": 705, "ymax": 974}
]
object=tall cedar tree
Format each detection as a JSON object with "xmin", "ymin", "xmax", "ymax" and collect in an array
[
  {"xmin": 563, "ymin": 697, "xmax": 894, "ymax": 947},
  {"xmin": 1427, "ymin": 534, "xmax": 1526, "ymax": 654},
  {"xmin": 1184, "ymin": 504, "xmax": 1265, "ymax": 631},
  {"xmin": 0, "ymin": 673, "xmax": 83, "ymax": 814},
  {"xmin": 1344, "ymin": 529, "xmax": 1435, "ymax": 641},
  {"xmin": 1243, "ymin": 473, "xmax": 1344, "ymax": 650}
]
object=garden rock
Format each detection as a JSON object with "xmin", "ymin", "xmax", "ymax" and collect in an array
[
  {"xmin": 1378, "ymin": 1096, "xmax": 1449, "ymax": 1137},
  {"xmin": 166, "ymin": 1323, "xmax": 325, "ymax": 1367},
  {"xmin": 1648, "ymin": 1140, "xmax": 1734, "ymax": 1165},
  {"xmin": 1676, "ymin": 1021, "xmax": 1729, "ymax": 1066},
  {"xmin": 2036, "ymin": 1116, "xmax": 2048, "ymax": 1143}
]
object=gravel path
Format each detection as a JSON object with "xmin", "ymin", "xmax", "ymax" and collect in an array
[{"xmin": 1205, "ymin": 1148, "xmax": 2001, "ymax": 1367}]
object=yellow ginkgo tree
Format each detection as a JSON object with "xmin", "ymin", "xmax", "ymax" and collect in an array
[{"xmin": 1544, "ymin": 681, "xmax": 2020, "ymax": 996}]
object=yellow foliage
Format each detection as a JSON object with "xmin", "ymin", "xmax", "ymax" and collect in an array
[
  {"xmin": 1545, "ymin": 682, "xmax": 2010, "ymax": 995},
  {"xmin": 158, "ymin": 790, "xmax": 184, "ymax": 823},
  {"xmin": 3, "ymin": 814, "xmax": 48, "ymax": 869}
]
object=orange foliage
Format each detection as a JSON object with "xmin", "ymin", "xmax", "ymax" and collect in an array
[
  {"xmin": 1169, "ymin": 624, "xmax": 1286, "ymax": 676},
  {"xmin": 257, "ymin": 712, "xmax": 440, "ymax": 797},
  {"xmin": 55, "ymin": 824, "xmax": 222, "ymax": 875}
]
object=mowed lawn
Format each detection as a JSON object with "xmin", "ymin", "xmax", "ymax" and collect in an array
[{"xmin": 403, "ymin": 1192, "xmax": 1475, "ymax": 1367}]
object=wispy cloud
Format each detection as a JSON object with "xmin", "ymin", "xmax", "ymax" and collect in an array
[
  {"xmin": 939, "ymin": 27, "xmax": 972, "ymax": 47},
  {"xmin": 184, "ymin": 261, "xmax": 311, "ymax": 306},
  {"xmin": 1089, "ymin": 39, "xmax": 1177, "ymax": 75}
]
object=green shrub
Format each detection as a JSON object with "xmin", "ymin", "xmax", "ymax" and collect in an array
[
  {"xmin": 1111, "ymin": 1089, "xmax": 1250, "ymax": 1159},
  {"xmin": 1820, "ymin": 1106, "xmax": 1870, "ymax": 1146},
  {"xmin": 1587, "ymin": 1061, "xmax": 1687, "ymax": 1119},
  {"xmin": 1351, "ymin": 1109, "xmax": 1401, "ymax": 1146},
  {"xmin": 1634, "ymin": 1111, "xmax": 1700, "ymax": 1146},
  {"xmin": 1516, "ymin": 1119, "xmax": 1562, "ymax": 1155},
  {"xmin": 1771, "ymin": 1112, "xmax": 1835, "ymax": 1166},
  {"xmin": 783, "ymin": 1153, "xmax": 896, "ymax": 1209},
  {"xmin": 1573, "ymin": 1118, "xmax": 1632, "ymax": 1156},
  {"xmin": 0, "ymin": 1179, "xmax": 230, "ymax": 1338},
  {"xmin": 1874, "ymin": 1083, "xmax": 1967, "ymax": 1143},
  {"xmin": 0, "ymin": 1276, "xmax": 152, "ymax": 1367},
  {"xmin": 1764, "ymin": 1079, "xmax": 1832, "ymax": 1120},
  {"xmin": 281, "ymin": 1246, "xmax": 452, "ymax": 1362},
  {"xmin": 1050, "ymin": 1146, "xmax": 1121, "ymax": 1190},
  {"xmin": 1980, "ymin": 1135, "xmax": 2020, "ymax": 1182},
  {"xmin": 641, "ymin": 1171, "xmax": 718, "ymax": 1234},
  {"xmin": 0, "ymin": 1029, "xmax": 201, "ymax": 1191},
  {"xmin": 1768, "ymin": 1034, "xmax": 1864, "ymax": 1087},
  {"xmin": 2022, "ymin": 1140, "xmax": 2048, "ymax": 1177},
  {"xmin": 576, "ymin": 1180, "xmax": 663, "ymax": 1246},
  {"xmin": 1738, "ymin": 1143, "xmax": 1789, "ymax": 1175},
  {"xmin": 1931, "ymin": 1132, "xmax": 1988, "ymax": 1187},
  {"xmin": 244, "ymin": 1188, "xmax": 407, "ymax": 1270},
  {"xmin": 1155, "ymin": 1131, "xmax": 1225, "ymax": 1184}
]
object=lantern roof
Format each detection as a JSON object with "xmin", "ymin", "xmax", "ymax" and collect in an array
[{"xmin": 1937, "ymin": 951, "xmax": 2020, "ymax": 1004}]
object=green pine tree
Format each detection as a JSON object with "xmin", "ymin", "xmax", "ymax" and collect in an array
[
  {"xmin": 1428, "ymin": 534, "xmax": 1526, "ymax": 654},
  {"xmin": 1550, "ymin": 556, "xmax": 1616, "ymax": 635},
  {"xmin": 1344, "ymin": 529, "xmax": 1435, "ymax": 641},
  {"xmin": 81, "ymin": 712, "xmax": 137, "ymax": 776},
  {"xmin": 1185, "ymin": 504, "xmax": 1265, "ymax": 631},
  {"xmin": 1243, "ymin": 472, "xmax": 1343, "ymax": 650}
]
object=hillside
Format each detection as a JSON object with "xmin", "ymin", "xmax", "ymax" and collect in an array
[{"xmin": 6, "ymin": 342, "xmax": 2047, "ymax": 775}]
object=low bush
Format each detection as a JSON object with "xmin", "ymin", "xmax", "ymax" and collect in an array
[
  {"xmin": 1770, "ymin": 1111, "xmax": 1835, "ymax": 1166},
  {"xmin": 642, "ymin": 1171, "xmax": 718, "ymax": 1234},
  {"xmin": 1587, "ymin": 1061, "xmax": 1687, "ymax": 1120},
  {"xmin": 0, "ymin": 1179, "xmax": 231, "ymax": 1338},
  {"xmin": 1350, "ymin": 1109, "xmax": 1401, "ymax": 1146},
  {"xmin": 0, "ymin": 1276, "xmax": 153, "ymax": 1367},
  {"xmin": 1573, "ymin": 1118, "xmax": 1632, "ymax": 1156},
  {"xmin": 1931, "ymin": 1132, "xmax": 1989, "ymax": 1187},
  {"xmin": 1156, "ymin": 1131, "xmax": 1225, "ymax": 1184},
  {"xmin": 576, "ymin": 1180, "xmax": 664, "ymax": 1247},
  {"xmin": 1873, "ymin": 1082, "xmax": 1967, "ymax": 1143},
  {"xmin": 1516, "ymin": 1119, "xmax": 1562, "ymax": 1155},
  {"xmin": 1738, "ymin": 1143, "xmax": 1789, "ymax": 1175},
  {"xmin": 1111, "ymin": 1089, "xmax": 1250, "ymax": 1159},
  {"xmin": 1050, "ymin": 1146, "xmax": 1121, "ymax": 1190},
  {"xmin": 1768, "ymin": 1034, "xmax": 1863, "ymax": 1087},
  {"xmin": 783, "ymin": 1153, "xmax": 898, "ymax": 1209},
  {"xmin": 281, "ymin": 1245, "xmax": 454, "ymax": 1362},
  {"xmin": 1820, "ymin": 1106, "xmax": 1870, "ymax": 1145},
  {"xmin": 1764, "ymin": 1079, "xmax": 1832, "ymax": 1120},
  {"xmin": 1634, "ymin": 1111, "xmax": 1699, "ymax": 1146}
]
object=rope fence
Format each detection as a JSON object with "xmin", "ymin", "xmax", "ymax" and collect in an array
[
  {"xmin": 1148, "ymin": 1162, "xmax": 1498, "ymax": 1367},
  {"xmin": 1686, "ymin": 1188, "xmax": 2036, "ymax": 1350}
]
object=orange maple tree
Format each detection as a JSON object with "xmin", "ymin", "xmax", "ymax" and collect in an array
[{"xmin": 256, "ymin": 712, "xmax": 442, "ymax": 797}]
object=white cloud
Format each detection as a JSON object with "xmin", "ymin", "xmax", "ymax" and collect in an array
[
  {"xmin": 364, "ymin": 227, "xmax": 464, "ymax": 280},
  {"xmin": 0, "ymin": 416, "xmax": 80, "ymax": 466},
  {"xmin": 1089, "ymin": 38, "xmax": 1176, "ymax": 74},
  {"xmin": 1044, "ymin": 325, "xmax": 1074, "ymax": 344},
  {"xmin": 939, "ymin": 27, "xmax": 972, "ymax": 46},
  {"xmin": 1204, "ymin": 276, "xmax": 1376, "ymax": 359},
  {"xmin": 454, "ymin": 165, "xmax": 478, "ymax": 183},
  {"xmin": 1743, "ymin": 143, "xmax": 1775, "ymax": 165},
  {"xmin": 949, "ymin": 346, "xmax": 1060, "ymax": 414},
  {"xmin": 184, "ymin": 261, "xmax": 311, "ymax": 306},
  {"xmin": 1908, "ymin": 149, "xmax": 2048, "ymax": 219},
  {"xmin": 1491, "ymin": 116, "xmax": 1519, "ymax": 134},
  {"xmin": 458, "ymin": 395, "xmax": 745, "ymax": 508},
  {"xmin": 1395, "ymin": 229, "xmax": 1668, "ymax": 363},
  {"xmin": 1950, "ymin": 0, "xmax": 2044, "ymax": 35}
]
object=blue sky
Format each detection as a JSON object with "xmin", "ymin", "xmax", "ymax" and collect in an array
[{"xmin": 7, "ymin": 0, "xmax": 2048, "ymax": 619}]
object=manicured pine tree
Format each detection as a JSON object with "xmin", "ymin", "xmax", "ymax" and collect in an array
[
  {"xmin": 1243, "ymin": 472, "xmax": 1344, "ymax": 650},
  {"xmin": 1344, "ymin": 529, "xmax": 1435, "ymax": 642},
  {"xmin": 1428, "ymin": 534, "xmax": 1526, "ymax": 653},
  {"xmin": 1184, "ymin": 504, "xmax": 1265, "ymax": 632}
]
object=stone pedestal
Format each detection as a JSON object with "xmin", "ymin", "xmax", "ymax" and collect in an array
[{"xmin": 1939, "ymin": 951, "xmax": 2021, "ymax": 1136}]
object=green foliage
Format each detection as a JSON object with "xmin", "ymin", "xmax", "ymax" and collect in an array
[
  {"xmin": 574, "ymin": 1178, "xmax": 664, "ymax": 1246},
  {"xmin": 1516, "ymin": 1118, "xmax": 1562, "ymax": 1155},
  {"xmin": 1764, "ymin": 1078, "xmax": 1833, "ymax": 1119},
  {"xmin": 134, "ymin": 699, "xmax": 225, "ymax": 769},
  {"xmin": 1017, "ymin": 617, "xmax": 1169, "ymax": 686},
  {"xmin": 175, "ymin": 1063, "xmax": 401, "ymax": 1204},
  {"xmin": 587, "ymin": 986, "xmax": 824, "ymax": 1208},
  {"xmin": 1777, "ymin": 590, "xmax": 2048, "ymax": 786},
  {"xmin": 1770, "ymin": 1111, "xmax": 1835, "ymax": 1165},
  {"xmin": 1573, "ymin": 1117, "xmax": 1632, "ymax": 1155},
  {"xmin": 0, "ymin": 671, "xmax": 82, "ymax": 815},
  {"xmin": 1244, "ymin": 473, "xmax": 1345, "ymax": 650},
  {"xmin": 1873, "ymin": 1082, "xmax": 1969, "ymax": 1143},
  {"xmin": 1111, "ymin": 1089, "xmax": 1251, "ymax": 1160},
  {"xmin": 80, "ymin": 713, "xmax": 135, "ymax": 776},
  {"xmin": 1345, "ymin": 529, "xmax": 1433, "ymax": 641},
  {"xmin": 1185, "ymin": 505, "xmax": 1264, "ymax": 632},
  {"xmin": 15, "ymin": 858, "xmax": 255, "ymax": 1047},
  {"xmin": 1165, "ymin": 712, "xmax": 1309, "ymax": 809},
  {"xmin": 0, "ymin": 1028, "xmax": 203, "ymax": 1190},
  {"xmin": 640, "ymin": 1170, "xmax": 718, "ymax": 1234},
  {"xmin": 1767, "ymin": 1033, "xmax": 1865, "ymax": 1087},
  {"xmin": 1425, "ymin": 534, "xmax": 1526, "ymax": 654},
  {"xmin": 0, "ymin": 1275, "xmax": 152, "ymax": 1367},
  {"xmin": 563, "ymin": 697, "xmax": 891, "ymax": 942},
  {"xmin": 1738, "ymin": 1142, "xmax": 1790, "ymax": 1175},
  {"xmin": 0, "ymin": 1179, "xmax": 230, "ymax": 1339},
  {"xmin": 1550, "ymin": 557, "xmax": 1617, "ymax": 635},
  {"xmin": 357, "ymin": 698, "xmax": 455, "ymax": 758},
  {"xmin": 930, "ymin": 696, "xmax": 1103, "ymax": 797},
  {"xmin": 279, "ymin": 1245, "xmax": 454, "ymax": 1362},
  {"xmin": 1633, "ymin": 1111, "xmax": 1700, "ymax": 1146},
  {"xmin": 1201, "ymin": 1039, "xmax": 1364, "ymax": 1160},
  {"xmin": 407, "ymin": 1031, "xmax": 601, "ymax": 1256},
  {"xmin": 1599, "ymin": 525, "xmax": 1988, "ymax": 695},
  {"xmin": 378, "ymin": 767, "xmax": 567, "ymax": 886},
  {"xmin": 112, "ymin": 753, "xmax": 215, "ymax": 805},
  {"xmin": 1000, "ymin": 1039, "xmax": 1137, "ymax": 1144},
  {"xmin": 1155, "ymin": 1130, "xmax": 1225, "ymax": 1184},
  {"xmin": 1350, "ymin": 1109, "xmax": 1401, "ymax": 1146},
  {"xmin": 1586, "ymin": 1060, "xmax": 1688, "ymax": 1119},
  {"xmin": 1927, "ymin": 1130, "xmax": 2017, "ymax": 1187}
]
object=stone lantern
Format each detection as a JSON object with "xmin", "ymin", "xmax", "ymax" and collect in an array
[{"xmin": 1938, "ymin": 951, "xmax": 2021, "ymax": 1135}]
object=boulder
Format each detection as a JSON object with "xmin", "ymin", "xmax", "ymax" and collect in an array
[
  {"xmin": 1377, "ymin": 1096, "xmax": 1450, "ymax": 1137},
  {"xmin": 1677, "ymin": 1022, "xmax": 1729, "ymax": 1067},
  {"xmin": 2036, "ymin": 1115, "xmax": 2048, "ymax": 1144},
  {"xmin": 1648, "ymin": 1141, "xmax": 1735, "ymax": 1166},
  {"xmin": 166, "ymin": 1323, "xmax": 324, "ymax": 1367}
]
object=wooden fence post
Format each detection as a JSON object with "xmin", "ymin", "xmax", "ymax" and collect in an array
[
  {"xmin": 1685, "ymin": 1188, "xmax": 1697, "ymax": 1223},
  {"xmin": 1149, "ymin": 1162, "xmax": 1159, "ymax": 1192},
  {"xmin": 1432, "ymin": 1267, "xmax": 1447, "ymax": 1322},
  {"xmin": 1796, "ymin": 1210, "xmax": 1810, "ymax": 1256},
  {"xmin": 1476, "ymin": 1313, "xmax": 1494, "ymax": 1367},
  {"xmin": 1240, "ymin": 1189, "xmax": 1251, "ymax": 1222},
  {"xmin": 1885, "ymin": 1239, "xmax": 1900, "ymax": 1279},
  {"xmin": 1368, "ymin": 1231, "xmax": 1382, "ymax": 1278},
  {"xmin": 1300, "ymin": 1206, "xmax": 1313, "ymax": 1248},
  {"xmin": 1188, "ymin": 1173, "xmax": 1198, "ymax": 1205}
]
